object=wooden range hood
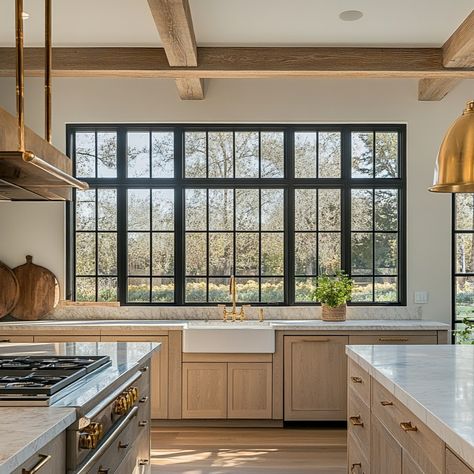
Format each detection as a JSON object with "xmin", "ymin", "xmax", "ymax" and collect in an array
[{"xmin": 0, "ymin": 0, "xmax": 87, "ymax": 201}]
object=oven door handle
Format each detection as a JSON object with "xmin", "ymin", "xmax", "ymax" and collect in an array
[
  {"xmin": 74, "ymin": 406, "xmax": 139, "ymax": 474},
  {"xmin": 78, "ymin": 371, "xmax": 142, "ymax": 428}
]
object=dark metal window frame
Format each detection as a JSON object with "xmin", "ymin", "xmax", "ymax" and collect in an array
[{"xmin": 66, "ymin": 123, "xmax": 407, "ymax": 306}]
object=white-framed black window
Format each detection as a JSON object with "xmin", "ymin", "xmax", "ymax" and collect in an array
[
  {"xmin": 67, "ymin": 124, "xmax": 406, "ymax": 306},
  {"xmin": 453, "ymin": 194, "xmax": 474, "ymax": 337}
]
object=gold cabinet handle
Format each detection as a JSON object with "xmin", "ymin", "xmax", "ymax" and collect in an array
[
  {"xmin": 381, "ymin": 400, "xmax": 394, "ymax": 406},
  {"xmin": 97, "ymin": 468, "xmax": 109, "ymax": 474},
  {"xmin": 302, "ymin": 339, "xmax": 330, "ymax": 343},
  {"xmin": 139, "ymin": 396, "xmax": 149, "ymax": 403},
  {"xmin": 349, "ymin": 416, "xmax": 364, "ymax": 427},
  {"xmin": 0, "ymin": 339, "xmax": 11, "ymax": 343},
  {"xmin": 118, "ymin": 441, "xmax": 129, "ymax": 449},
  {"xmin": 22, "ymin": 454, "xmax": 51, "ymax": 474},
  {"xmin": 139, "ymin": 459, "xmax": 150, "ymax": 466},
  {"xmin": 351, "ymin": 376, "xmax": 363, "ymax": 383},
  {"xmin": 378, "ymin": 337, "xmax": 409, "ymax": 342},
  {"xmin": 351, "ymin": 462, "xmax": 362, "ymax": 473},
  {"xmin": 400, "ymin": 421, "xmax": 418, "ymax": 432},
  {"xmin": 139, "ymin": 420, "xmax": 148, "ymax": 427}
]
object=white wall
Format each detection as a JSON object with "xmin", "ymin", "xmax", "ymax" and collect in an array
[{"xmin": 1, "ymin": 76, "xmax": 471, "ymax": 323}]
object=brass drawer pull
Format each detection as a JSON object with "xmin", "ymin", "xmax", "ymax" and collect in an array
[
  {"xmin": 351, "ymin": 463, "xmax": 362, "ymax": 473},
  {"xmin": 139, "ymin": 396, "xmax": 149, "ymax": 403},
  {"xmin": 302, "ymin": 339, "xmax": 330, "ymax": 343},
  {"xmin": 97, "ymin": 468, "xmax": 109, "ymax": 474},
  {"xmin": 22, "ymin": 454, "xmax": 51, "ymax": 474},
  {"xmin": 139, "ymin": 420, "xmax": 148, "ymax": 427},
  {"xmin": 378, "ymin": 337, "xmax": 409, "ymax": 342},
  {"xmin": 0, "ymin": 339, "xmax": 11, "ymax": 343},
  {"xmin": 400, "ymin": 421, "xmax": 418, "ymax": 432},
  {"xmin": 118, "ymin": 441, "xmax": 129, "ymax": 449},
  {"xmin": 381, "ymin": 400, "xmax": 394, "ymax": 406},
  {"xmin": 139, "ymin": 459, "xmax": 150, "ymax": 466},
  {"xmin": 349, "ymin": 415, "xmax": 364, "ymax": 427},
  {"xmin": 351, "ymin": 376, "xmax": 363, "ymax": 383}
]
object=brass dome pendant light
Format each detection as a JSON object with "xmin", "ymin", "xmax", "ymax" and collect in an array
[{"xmin": 430, "ymin": 100, "xmax": 474, "ymax": 193}]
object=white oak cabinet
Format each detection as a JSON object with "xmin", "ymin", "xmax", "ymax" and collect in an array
[
  {"xmin": 284, "ymin": 335, "xmax": 348, "ymax": 420},
  {"xmin": 182, "ymin": 357, "xmax": 273, "ymax": 419}
]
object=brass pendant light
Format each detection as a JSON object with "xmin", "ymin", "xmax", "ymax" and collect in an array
[{"xmin": 429, "ymin": 100, "xmax": 474, "ymax": 193}]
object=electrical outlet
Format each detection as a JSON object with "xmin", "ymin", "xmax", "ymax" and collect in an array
[{"xmin": 414, "ymin": 291, "xmax": 429, "ymax": 304}]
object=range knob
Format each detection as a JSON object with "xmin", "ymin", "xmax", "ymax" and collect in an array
[
  {"xmin": 113, "ymin": 395, "xmax": 128, "ymax": 415},
  {"xmin": 79, "ymin": 433, "xmax": 94, "ymax": 450},
  {"xmin": 79, "ymin": 422, "xmax": 104, "ymax": 449}
]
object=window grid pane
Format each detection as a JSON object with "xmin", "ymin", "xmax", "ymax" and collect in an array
[{"xmin": 71, "ymin": 125, "xmax": 405, "ymax": 306}]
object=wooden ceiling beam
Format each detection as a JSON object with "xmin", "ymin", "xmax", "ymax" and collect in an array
[
  {"xmin": 418, "ymin": 10, "xmax": 474, "ymax": 101},
  {"xmin": 147, "ymin": 0, "xmax": 204, "ymax": 100},
  {"xmin": 0, "ymin": 47, "xmax": 472, "ymax": 79}
]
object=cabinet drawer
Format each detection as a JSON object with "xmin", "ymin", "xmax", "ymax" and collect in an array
[
  {"xmin": 12, "ymin": 432, "xmax": 65, "ymax": 474},
  {"xmin": 348, "ymin": 388, "xmax": 370, "ymax": 459},
  {"xmin": 372, "ymin": 379, "xmax": 444, "ymax": 474},
  {"xmin": 348, "ymin": 360, "xmax": 370, "ymax": 404},
  {"xmin": 348, "ymin": 433, "xmax": 370, "ymax": 474},
  {"xmin": 446, "ymin": 448, "xmax": 474, "ymax": 473},
  {"xmin": 349, "ymin": 334, "xmax": 438, "ymax": 345},
  {"xmin": 0, "ymin": 335, "xmax": 34, "ymax": 342}
]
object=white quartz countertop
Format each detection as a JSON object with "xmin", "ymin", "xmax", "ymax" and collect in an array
[
  {"xmin": 0, "ymin": 407, "xmax": 76, "ymax": 474},
  {"xmin": 0, "ymin": 319, "xmax": 449, "ymax": 332},
  {"xmin": 346, "ymin": 345, "xmax": 474, "ymax": 469}
]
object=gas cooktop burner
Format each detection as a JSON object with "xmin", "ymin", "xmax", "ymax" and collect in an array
[{"xmin": 0, "ymin": 355, "xmax": 111, "ymax": 401}]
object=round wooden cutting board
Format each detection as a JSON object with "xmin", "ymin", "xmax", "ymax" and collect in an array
[
  {"xmin": 0, "ymin": 261, "xmax": 20, "ymax": 319},
  {"xmin": 11, "ymin": 255, "xmax": 60, "ymax": 320}
]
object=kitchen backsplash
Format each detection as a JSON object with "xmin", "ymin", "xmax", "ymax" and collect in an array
[{"xmin": 42, "ymin": 305, "xmax": 423, "ymax": 321}]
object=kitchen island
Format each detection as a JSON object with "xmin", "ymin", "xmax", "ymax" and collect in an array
[
  {"xmin": 0, "ymin": 341, "xmax": 160, "ymax": 474},
  {"xmin": 346, "ymin": 344, "xmax": 474, "ymax": 473}
]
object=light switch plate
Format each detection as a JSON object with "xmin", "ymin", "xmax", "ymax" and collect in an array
[{"xmin": 414, "ymin": 291, "xmax": 429, "ymax": 304}]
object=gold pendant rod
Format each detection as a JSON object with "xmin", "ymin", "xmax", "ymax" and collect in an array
[
  {"xmin": 45, "ymin": 0, "xmax": 52, "ymax": 143},
  {"xmin": 15, "ymin": 0, "xmax": 25, "ymax": 152}
]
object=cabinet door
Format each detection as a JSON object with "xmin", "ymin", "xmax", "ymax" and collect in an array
[
  {"xmin": 403, "ymin": 452, "xmax": 424, "ymax": 474},
  {"xmin": 228, "ymin": 362, "xmax": 272, "ymax": 419},
  {"xmin": 371, "ymin": 415, "xmax": 402, "ymax": 474},
  {"xmin": 182, "ymin": 363, "xmax": 227, "ymax": 418},
  {"xmin": 349, "ymin": 334, "xmax": 437, "ymax": 345},
  {"xmin": 284, "ymin": 335, "xmax": 348, "ymax": 420},
  {"xmin": 101, "ymin": 335, "xmax": 169, "ymax": 419}
]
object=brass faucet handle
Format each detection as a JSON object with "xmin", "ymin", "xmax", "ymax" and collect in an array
[
  {"xmin": 218, "ymin": 304, "xmax": 228, "ymax": 322},
  {"xmin": 239, "ymin": 305, "xmax": 251, "ymax": 321}
]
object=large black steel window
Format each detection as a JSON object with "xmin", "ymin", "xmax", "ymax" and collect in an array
[
  {"xmin": 453, "ymin": 194, "xmax": 474, "ymax": 337},
  {"xmin": 67, "ymin": 124, "xmax": 406, "ymax": 306}
]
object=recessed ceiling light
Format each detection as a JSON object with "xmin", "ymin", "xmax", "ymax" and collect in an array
[
  {"xmin": 22, "ymin": 11, "xmax": 30, "ymax": 20},
  {"xmin": 339, "ymin": 10, "xmax": 363, "ymax": 22}
]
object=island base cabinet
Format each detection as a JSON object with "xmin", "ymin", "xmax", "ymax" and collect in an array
[
  {"xmin": 284, "ymin": 335, "xmax": 348, "ymax": 420},
  {"xmin": 348, "ymin": 433, "xmax": 370, "ymax": 474},
  {"xmin": 182, "ymin": 363, "xmax": 228, "ymax": 418},
  {"xmin": 446, "ymin": 449, "xmax": 474, "ymax": 474},
  {"xmin": 115, "ymin": 428, "xmax": 151, "ymax": 474},
  {"xmin": 370, "ymin": 415, "xmax": 402, "ymax": 474},
  {"xmin": 12, "ymin": 432, "xmax": 65, "ymax": 474}
]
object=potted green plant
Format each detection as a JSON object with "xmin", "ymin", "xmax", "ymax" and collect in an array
[{"xmin": 314, "ymin": 272, "xmax": 354, "ymax": 322}]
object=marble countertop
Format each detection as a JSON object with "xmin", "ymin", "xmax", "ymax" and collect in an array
[
  {"xmin": 346, "ymin": 345, "xmax": 474, "ymax": 469},
  {"xmin": 0, "ymin": 319, "xmax": 449, "ymax": 332},
  {"xmin": 0, "ymin": 341, "xmax": 160, "ymax": 411},
  {"xmin": 0, "ymin": 341, "xmax": 160, "ymax": 473},
  {"xmin": 0, "ymin": 407, "xmax": 76, "ymax": 474}
]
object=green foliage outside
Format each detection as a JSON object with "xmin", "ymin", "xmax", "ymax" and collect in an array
[
  {"xmin": 454, "ymin": 317, "xmax": 474, "ymax": 344},
  {"xmin": 313, "ymin": 272, "xmax": 354, "ymax": 307}
]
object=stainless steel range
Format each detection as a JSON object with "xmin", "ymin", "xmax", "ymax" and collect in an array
[{"xmin": 0, "ymin": 355, "xmax": 111, "ymax": 405}]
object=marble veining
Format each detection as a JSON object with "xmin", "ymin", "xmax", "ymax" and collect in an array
[
  {"xmin": 0, "ymin": 319, "xmax": 449, "ymax": 332},
  {"xmin": 346, "ymin": 345, "xmax": 474, "ymax": 469},
  {"xmin": 0, "ymin": 407, "xmax": 76, "ymax": 474},
  {"xmin": 38, "ymin": 304, "xmax": 424, "ymax": 321}
]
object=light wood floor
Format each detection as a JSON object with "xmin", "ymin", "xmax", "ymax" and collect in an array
[{"xmin": 150, "ymin": 427, "xmax": 347, "ymax": 473}]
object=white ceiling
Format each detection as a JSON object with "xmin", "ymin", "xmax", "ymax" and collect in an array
[{"xmin": 0, "ymin": 0, "xmax": 472, "ymax": 47}]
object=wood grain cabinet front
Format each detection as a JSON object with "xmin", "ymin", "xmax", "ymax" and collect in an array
[
  {"xmin": 12, "ymin": 432, "xmax": 66, "ymax": 474},
  {"xmin": 284, "ymin": 335, "xmax": 348, "ymax": 420},
  {"xmin": 446, "ymin": 449, "xmax": 474, "ymax": 474}
]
